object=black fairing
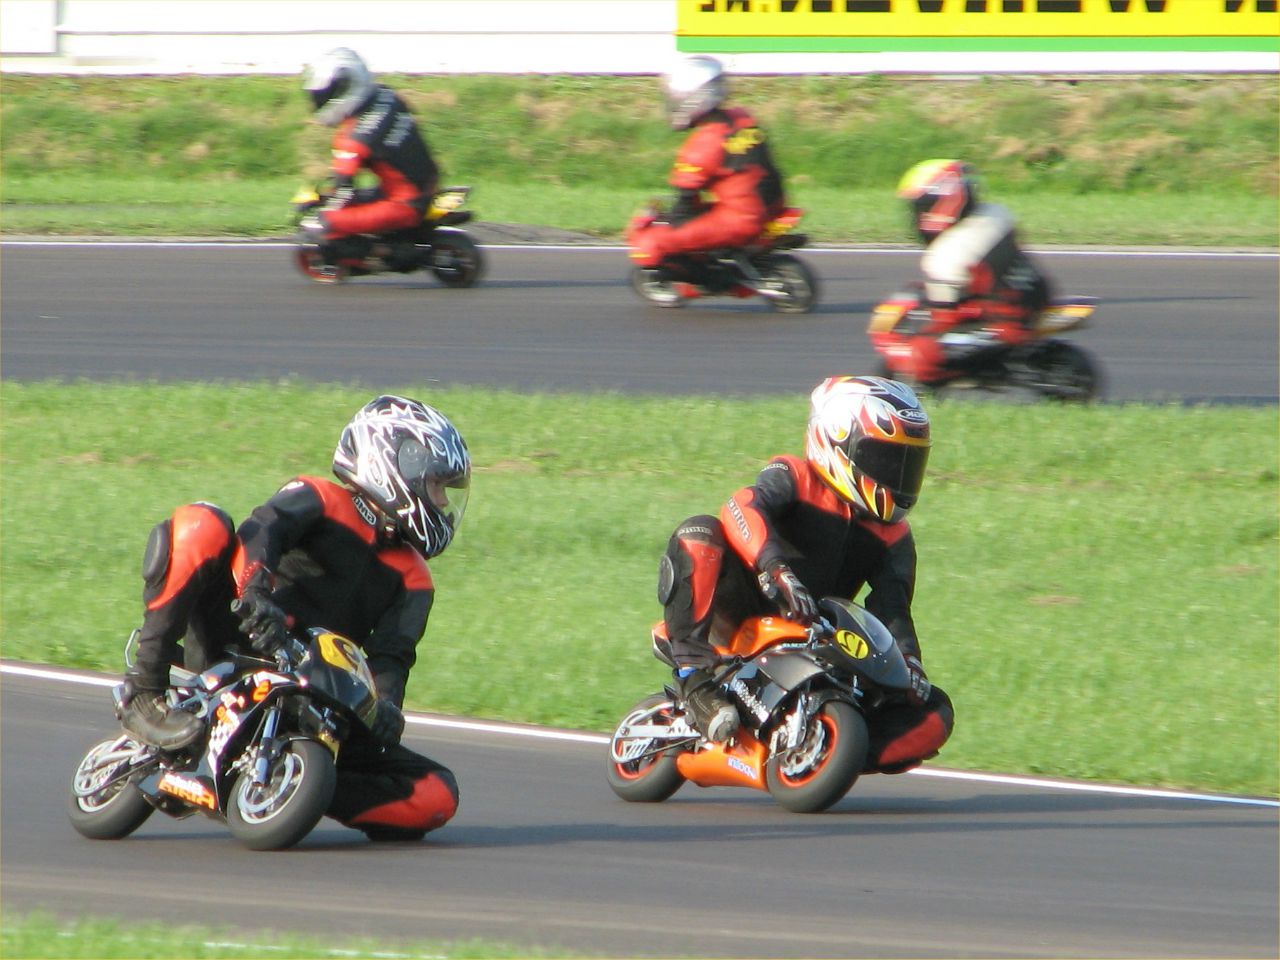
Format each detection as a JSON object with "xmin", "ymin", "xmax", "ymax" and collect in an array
[
  {"xmin": 811, "ymin": 597, "xmax": 912, "ymax": 693},
  {"xmin": 294, "ymin": 629, "xmax": 378, "ymax": 724}
]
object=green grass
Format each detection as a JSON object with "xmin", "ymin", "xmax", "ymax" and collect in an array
[
  {"xmin": 1, "ymin": 74, "xmax": 1276, "ymax": 245},
  {"xmin": 0, "ymin": 912, "xmax": 569, "ymax": 959},
  {"xmin": 2, "ymin": 381, "xmax": 1276, "ymax": 798}
]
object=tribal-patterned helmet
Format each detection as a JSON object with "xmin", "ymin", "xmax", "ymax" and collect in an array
[
  {"xmin": 332, "ymin": 395, "xmax": 471, "ymax": 558},
  {"xmin": 805, "ymin": 376, "xmax": 931, "ymax": 524},
  {"xmin": 897, "ymin": 158, "xmax": 978, "ymax": 243}
]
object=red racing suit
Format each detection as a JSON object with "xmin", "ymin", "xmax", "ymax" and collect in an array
[
  {"xmin": 321, "ymin": 86, "xmax": 440, "ymax": 239},
  {"xmin": 631, "ymin": 106, "xmax": 785, "ymax": 268},
  {"xmin": 131, "ymin": 476, "xmax": 458, "ymax": 839},
  {"xmin": 657, "ymin": 455, "xmax": 953, "ymax": 774},
  {"xmin": 910, "ymin": 202, "xmax": 1052, "ymax": 381}
]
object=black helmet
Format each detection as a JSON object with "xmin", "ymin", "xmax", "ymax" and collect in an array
[{"xmin": 332, "ymin": 395, "xmax": 471, "ymax": 558}]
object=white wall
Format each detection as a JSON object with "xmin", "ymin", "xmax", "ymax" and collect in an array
[{"xmin": 2, "ymin": 0, "xmax": 1275, "ymax": 75}]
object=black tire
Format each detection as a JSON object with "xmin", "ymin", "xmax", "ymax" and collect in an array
[
  {"xmin": 430, "ymin": 229, "xmax": 485, "ymax": 288},
  {"xmin": 629, "ymin": 266, "xmax": 686, "ymax": 308},
  {"xmin": 227, "ymin": 739, "xmax": 335, "ymax": 851},
  {"xmin": 292, "ymin": 245, "xmax": 345, "ymax": 284},
  {"xmin": 762, "ymin": 254, "xmax": 819, "ymax": 314},
  {"xmin": 67, "ymin": 737, "xmax": 156, "ymax": 840},
  {"xmin": 765, "ymin": 700, "xmax": 868, "ymax": 813},
  {"xmin": 606, "ymin": 693, "xmax": 687, "ymax": 802},
  {"xmin": 1025, "ymin": 340, "xmax": 1103, "ymax": 402}
]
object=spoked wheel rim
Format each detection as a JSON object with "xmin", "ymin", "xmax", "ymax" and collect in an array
[
  {"xmin": 72, "ymin": 738, "xmax": 142, "ymax": 811},
  {"xmin": 774, "ymin": 712, "xmax": 839, "ymax": 787},
  {"xmin": 234, "ymin": 751, "xmax": 306, "ymax": 824}
]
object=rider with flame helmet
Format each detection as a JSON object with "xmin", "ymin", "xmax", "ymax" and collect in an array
[
  {"xmin": 629, "ymin": 55, "xmax": 786, "ymax": 274},
  {"xmin": 895, "ymin": 158, "xmax": 1052, "ymax": 383},
  {"xmin": 299, "ymin": 48, "xmax": 440, "ymax": 244},
  {"xmin": 117, "ymin": 395, "xmax": 469, "ymax": 841},
  {"xmin": 656, "ymin": 376, "xmax": 952, "ymax": 772}
]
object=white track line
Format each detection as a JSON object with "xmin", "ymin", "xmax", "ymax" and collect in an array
[{"xmin": 5, "ymin": 661, "xmax": 1276, "ymax": 809}]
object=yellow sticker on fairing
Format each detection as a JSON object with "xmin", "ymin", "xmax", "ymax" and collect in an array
[{"xmin": 835, "ymin": 629, "xmax": 869, "ymax": 660}]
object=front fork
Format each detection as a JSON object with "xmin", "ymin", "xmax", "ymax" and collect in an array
[{"xmin": 250, "ymin": 705, "xmax": 283, "ymax": 788}]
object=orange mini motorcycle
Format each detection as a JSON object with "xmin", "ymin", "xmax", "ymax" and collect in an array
[{"xmin": 607, "ymin": 598, "xmax": 911, "ymax": 813}]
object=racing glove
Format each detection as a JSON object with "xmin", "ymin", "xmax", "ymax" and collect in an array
[
  {"xmin": 235, "ymin": 568, "xmax": 288, "ymax": 654},
  {"xmin": 370, "ymin": 699, "xmax": 406, "ymax": 748},
  {"xmin": 904, "ymin": 655, "xmax": 932, "ymax": 707},
  {"xmin": 760, "ymin": 560, "xmax": 819, "ymax": 623}
]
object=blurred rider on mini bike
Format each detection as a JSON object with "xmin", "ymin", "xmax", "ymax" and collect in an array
[
  {"xmin": 628, "ymin": 55, "xmax": 787, "ymax": 298},
  {"xmin": 895, "ymin": 159, "xmax": 1053, "ymax": 384}
]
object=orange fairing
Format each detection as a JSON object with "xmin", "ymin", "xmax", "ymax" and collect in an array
[
  {"xmin": 712, "ymin": 615, "xmax": 808, "ymax": 659},
  {"xmin": 676, "ymin": 730, "xmax": 769, "ymax": 791}
]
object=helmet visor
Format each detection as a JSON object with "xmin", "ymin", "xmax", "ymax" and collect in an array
[
  {"xmin": 397, "ymin": 440, "xmax": 471, "ymax": 530},
  {"xmin": 853, "ymin": 438, "xmax": 929, "ymax": 505}
]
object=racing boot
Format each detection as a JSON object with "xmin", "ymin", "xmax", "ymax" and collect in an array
[
  {"xmin": 675, "ymin": 667, "xmax": 739, "ymax": 743},
  {"xmin": 116, "ymin": 672, "xmax": 203, "ymax": 751}
]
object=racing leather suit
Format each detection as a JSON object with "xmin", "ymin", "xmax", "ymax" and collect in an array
[
  {"xmin": 128, "ymin": 476, "xmax": 458, "ymax": 839},
  {"xmin": 631, "ymin": 106, "xmax": 785, "ymax": 268},
  {"xmin": 658, "ymin": 455, "xmax": 954, "ymax": 774},
  {"xmin": 910, "ymin": 202, "xmax": 1052, "ymax": 381},
  {"xmin": 321, "ymin": 86, "xmax": 440, "ymax": 239}
]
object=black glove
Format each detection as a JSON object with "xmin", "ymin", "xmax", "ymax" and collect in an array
[
  {"xmin": 370, "ymin": 698, "xmax": 405, "ymax": 748},
  {"xmin": 235, "ymin": 569, "xmax": 288, "ymax": 655},
  {"xmin": 904, "ymin": 655, "xmax": 931, "ymax": 707},
  {"xmin": 760, "ymin": 561, "xmax": 819, "ymax": 623}
]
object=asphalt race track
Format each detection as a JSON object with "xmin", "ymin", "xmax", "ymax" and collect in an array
[
  {"xmin": 1, "ymin": 241, "xmax": 1277, "ymax": 402},
  {"xmin": 2, "ymin": 666, "xmax": 1277, "ymax": 958},
  {"xmin": 1, "ymin": 240, "xmax": 1278, "ymax": 957}
]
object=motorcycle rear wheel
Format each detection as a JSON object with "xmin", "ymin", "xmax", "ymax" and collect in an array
[
  {"xmin": 67, "ymin": 737, "xmax": 156, "ymax": 840},
  {"xmin": 1023, "ymin": 340, "xmax": 1103, "ymax": 402},
  {"xmin": 761, "ymin": 253, "xmax": 819, "ymax": 314},
  {"xmin": 606, "ymin": 693, "xmax": 687, "ymax": 802},
  {"xmin": 227, "ymin": 738, "xmax": 335, "ymax": 851},
  {"xmin": 765, "ymin": 700, "xmax": 868, "ymax": 813},
  {"xmin": 430, "ymin": 228, "xmax": 486, "ymax": 288}
]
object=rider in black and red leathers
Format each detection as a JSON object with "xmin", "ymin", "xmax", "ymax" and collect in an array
[
  {"xmin": 118, "ymin": 395, "xmax": 471, "ymax": 841},
  {"xmin": 629, "ymin": 55, "xmax": 786, "ymax": 271},
  {"xmin": 657, "ymin": 376, "xmax": 954, "ymax": 774},
  {"xmin": 300, "ymin": 48, "xmax": 439, "ymax": 241}
]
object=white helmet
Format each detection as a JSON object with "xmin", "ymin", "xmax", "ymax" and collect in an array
[
  {"xmin": 663, "ymin": 55, "xmax": 727, "ymax": 130},
  {"xmin": 302, "ymin": 47, "xmax": 375, "ymax": 127},
  {"xmin": 332, "ymin": 395, "xmax": 471, "ymax": 559}
]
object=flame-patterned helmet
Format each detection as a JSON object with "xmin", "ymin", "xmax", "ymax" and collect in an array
[
  {"xmin": 332, "ymin": 395, "xmax": 470, "ymax": 558},
  {"xmin": 302, "ymin": 47, "xmax": 375, "ymax": 127},
  {"xmin": 805, "ymin": 376, "xmax": 931, "ymax": 524},
  {"xmin": 663, "ymin": 55, "xmax": 728, "ymax": 130},
  {"xmin": 897, "ymin": 158, "xmax": 978, "ymax": 243}
]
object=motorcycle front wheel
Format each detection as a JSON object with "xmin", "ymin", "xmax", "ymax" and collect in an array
[
  {"xmin": 227, "ymin": 738, "xmax": 335, "ymax": 851},
  {"xmin": 629, "ymin": 266, "xmax": 686, "ymax": 308},
  {"xmin": 67, "ymin": 737, "xmax": 156, "ymax": 840},
  {"xmin": 761, "ymin": 253, "xmax": 819, "ymax": 314},
  {"xmin": 606, "ymin": 693, "xmax": 688, "ymax": 802},
  {"xmin": 430, "ymin": 228, "xmax": 486, "ymax": 288},
  {"xmin": 765, "ymin": 700, "xmax": 868, "ymax": 813},
  {"xmin": 293, "ymin": 245, "xmax": 346, "ymax": 284}
]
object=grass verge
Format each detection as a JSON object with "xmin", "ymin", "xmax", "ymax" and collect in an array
[
  {"xmin": 0, "ymin": 912, "xmax": 570, "ymax": 959},
  {"xmin": 2, "ymin": 381, "xmax": 1276, "ymax": 798},
  {"xmin": 1, "ymin": 74, "xmax": 1275, "ymax": 246}
]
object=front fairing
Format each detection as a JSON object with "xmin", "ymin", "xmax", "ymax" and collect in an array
[
  {"xmin": 295, "ymin": 629, "xmax": 379, "ymax": 729},
  {"xmin": 812, "ymin": 598, "xmax": 912, "ymax": 693}
]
